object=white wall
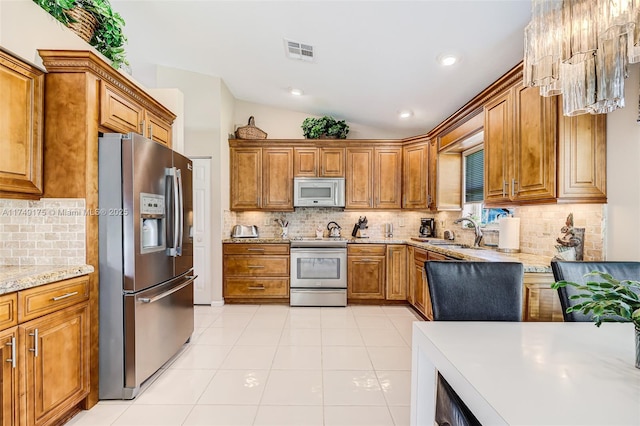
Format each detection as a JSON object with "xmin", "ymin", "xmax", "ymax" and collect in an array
[{"xmin": 605, "ymin": 63, "xmax": 640, "ymax": 260}]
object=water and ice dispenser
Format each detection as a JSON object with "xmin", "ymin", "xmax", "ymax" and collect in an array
[{"xmin": 140, "ymin": 193, "xmax": 165, "ymax": 253}]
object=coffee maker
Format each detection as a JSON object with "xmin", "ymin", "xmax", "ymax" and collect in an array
[{"xmin": 419, "ymin": 218, "xmax": 435, "ymax": 238}]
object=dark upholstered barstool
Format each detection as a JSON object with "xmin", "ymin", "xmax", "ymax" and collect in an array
[
  {"xmin": 424, "ymin": 260, "xmax": 525, "ymax": 426},
  {"xmin": 550, "ymin": 260, "xmax": 640, "ymax": 322}
]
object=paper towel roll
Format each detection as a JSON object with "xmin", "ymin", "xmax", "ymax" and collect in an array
[{"xmin": 498, "ymin": 217, "xmax": 520, "ymax": 253}]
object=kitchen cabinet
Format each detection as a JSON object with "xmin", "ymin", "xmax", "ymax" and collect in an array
[
  {"xmin": 346, "ymin": 146, "xmax": 402, "ymax": 209},
  {"xmin": 402, "ymin": 141, "xmax": 430, "ymax": 209},
  {"xmin": 293, "ymin": 147, "xmax": 345, "ymax": 177},
  {"xmin": 230, "ymin": 147, "xmax": 293, "ymax": 211},
  {"xmin": 38, "ymin": 50, "xmax": 177, "ymax": 408},
  {"xmin": 100, "ymin": 82, "xmax": 173, "ymax": 146},
  {"xmin": 347, "ymin": 245, "xmax": 386, "ymax": 300},
  {"xmin": 223, "ymin": 244, "xmax": 290, "ymax": 302},
  {"xmin": 0, "ymin": 50, "xmax": 44, "ymax": 199},
  {"xmin": 484, "ymin": 84, "xmax": 557, "ymax": 205},
  {"xmin": 0, "ymin": 275, "xmax": 90, "ymax": 426},
  {"xmin": 411, "ymin": 248, "xmax": 431, "ymax": 319},
  {"xmin": 385, "ymin": 245, "xmax": 407, "ymax": 300},
  {"xmin": 523, "ymin": 272, "xmax": 564, "ymax": 322}
]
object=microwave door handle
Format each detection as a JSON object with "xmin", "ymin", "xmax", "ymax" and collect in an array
[
  {"xmin": 176, "ymin": 168, "xmax": 184, "ymax": 256},
  {"xmin": 334, "ymin": 182, "xmax": 338, "ymax": 205}
]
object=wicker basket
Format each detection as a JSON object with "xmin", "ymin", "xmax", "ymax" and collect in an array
[
  {"xmin": 65, "ymin": 7, "xmax": 98, "ymax": 43},
  {"xmin": 235, "ymin": 116, "xmax": 267, "ymax": 139}
]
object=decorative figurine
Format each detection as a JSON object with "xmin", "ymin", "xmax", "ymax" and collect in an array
[{"xmin": 554, "ymin": 213, "xmax": 585, "ymax": 261}]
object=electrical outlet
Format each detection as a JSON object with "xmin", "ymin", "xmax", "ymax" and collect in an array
[
  {"xmin": 398, "ymin": 218, "xmax": 405, "ymax": 227},
  {"xmin": 263, "ymin": 217, "xmax": 271, "ymax": 226}
]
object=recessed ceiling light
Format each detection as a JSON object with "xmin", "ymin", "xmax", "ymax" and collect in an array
[
  {"xmin": 438, "ymin": 54, "xmax": 458, "ymax": 66},
  {"xmin": 289, "ymin": 88, "xmax": 303, "ymax": 96},
  {"xmin": 399, "ymin": 110, "xmax": 413, "ymax": 119}
]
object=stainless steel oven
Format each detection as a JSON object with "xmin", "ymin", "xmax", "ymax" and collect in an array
[{"xmin": 290, "ymin": 238, "xmax": 347, "ymax": 307}]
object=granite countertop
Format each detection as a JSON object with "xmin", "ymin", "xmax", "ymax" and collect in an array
[
  {"xmin": 0, "ymin": 264, "xmax": 94, "ymax": 295},
  {"xmin": 222, "ymin": 237, "xmax": 552, "ymax": 273}
]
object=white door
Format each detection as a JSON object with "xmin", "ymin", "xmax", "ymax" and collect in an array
[{"xmin": 191, "ymin": 158, "xmax": 211, "ymax": 304}]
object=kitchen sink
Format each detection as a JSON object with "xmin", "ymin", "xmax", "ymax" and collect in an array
[{"xmin": 430, "ymin": 243, "xmax": 486, "ymax": 250}]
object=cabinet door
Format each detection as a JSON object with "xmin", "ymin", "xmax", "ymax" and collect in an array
[
  {"xmin": 99, "ymin": 81, "xmax": 144, "ymax": 135},
  {"xmin": 406, "ymin": 246, "xmax": 415, "ymax": 305},
  {"xmin": 319, "ymin": 148, "xmax": 345, "ymax": 177},
  {"xmin": 145, "ymin": 110, "xmax": 172, "ymax": 147},
  {"xmin": 557, "ymin": 108, "xmax": 607, "ymax": 202},
  {"xmin": 294, "ymin": 148, "xmax": 318, "ymax": 177},
  {"xmin": 484, "ymin": 90, "xmax": 512, "ymax": 204},
  {"xmin": 523, "ymin": 273, "xmax": 564, "ymax": 322},
  {"xmin": 374, "ymin": 147, "xmax": 402, "ymax": 209},
  {"xmin": 428, "ymin": 140, "xmax": 438, "ymax": 211},
  {"xmin": 0, "ymin": 51, "xmax": 44, "ymax": 198},
  {"xmin": 263, "ymin": 148, "xmax": 293, "ymax": 210},
  {"xmin": 0, "ymin": 327, "xmax": 17, "ymax": 426},
  {"xmin": 230, "ymin": 148, "xmax": 262, "ymax": 210},
  {"xmin": 348, "ymin": 256, "xmax": 385, "ymax": 299},
  {"xmin": 386, "ymin": 245, "xmax": 407, "ymax": 300},
  {"xmin": 21, "ymin": 303, "xmax": 89, "ymax": 426},
  {"xmin": 413, "ymin": 249, "xmax": 431, "ymax": 319},
  {"xmin": 513, "ymin": 85, "xmax": 557, "ymax": 202},
  {"xmin": 346, "ymin": 148, "xmax": 374, "ymax": 209},
  {"xmin": 403, "ymin": 143, "xmax": 429, "ymax": 209}
]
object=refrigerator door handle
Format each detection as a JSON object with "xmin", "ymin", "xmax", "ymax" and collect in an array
[
  {"xmin": 166, "ymin": 167, "xmax": 180, "ymax": 257},
  {"xmin": 138, "ymin": 276, "xmax": 197, "ymax": 304},
  {"xmin": 176, "ymin": 168, "xmax": 184, "ymax": 256}
]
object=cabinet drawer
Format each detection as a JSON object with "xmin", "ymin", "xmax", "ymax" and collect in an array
[
  {"xmin": 0, "ymin": 292, "xmax": 17, "ymax": 330},
  {"xmin": 348, "ymin": 244, "xmax": 386, "ymax": 256},
  {"xmin": 224, "ymin": 278, "xmax": 289, "ymax": 298},
  {"xmin": 18, "ymin": 275, "xmax": 90, "ymax": 322},
  {"xmin": 224, "ymin": 256, "xmax": 290, "ymax": 276},
  {"xmin": 100, "ymin": 81, "xmax": 144, "ymax": 134},
  {"xmin": 223, "ymin": 244, "xmax": 289, "ymax": 255}
]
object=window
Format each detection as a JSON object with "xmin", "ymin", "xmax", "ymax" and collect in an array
[{"xmin": 463, "ymin": 147, "xmax": 484, "ymax": 203}]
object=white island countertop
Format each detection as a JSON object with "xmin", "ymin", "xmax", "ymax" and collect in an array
[{"xmin": 411, "ymin": 322, "xmax": 640, "ymax": 426}]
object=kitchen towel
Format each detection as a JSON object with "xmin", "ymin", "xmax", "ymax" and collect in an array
[{"xmin": 498, "ymin": 216, "xmax": 520, "ymax": 252}]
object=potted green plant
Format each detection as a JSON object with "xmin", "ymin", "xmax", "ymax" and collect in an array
[
  {"xmin": 301, "ymin": 116, "xmax": 349, "ymax": 139},
  {"xmin": 32, "ymin": 0, "xmax": 128, "ymax": 69},
  {"xmin": 552, "ymin": 272, "xmax": 640, "ymax": 368}
]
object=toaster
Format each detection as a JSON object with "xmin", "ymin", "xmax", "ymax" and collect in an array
[{"xmin": 231, "ymin": 225, "xmax": 259, "ymax": 238}]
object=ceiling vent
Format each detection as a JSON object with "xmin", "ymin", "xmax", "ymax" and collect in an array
[{"xmin": 284, "ymin": 39, "xmax": 314, "ymax": 62}]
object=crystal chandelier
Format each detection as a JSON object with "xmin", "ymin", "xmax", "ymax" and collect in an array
[{"xmin": 524, "ymin": 0, "xmax": 640, "ymax": 116}]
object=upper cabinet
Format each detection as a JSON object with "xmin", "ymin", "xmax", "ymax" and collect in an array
[
  {"xmin": 293, "ymin": 147, "xmax": 344, "ymax": 177},
  {"xmin": 345, "ymin": 145, "xmax": 402, "ymax": 209},
  {"xmin": 402, "ymin": 140, "xmax": 430, "ymax": 209},
  {"xmin": 0, "ymin": 50, "xmax": 44, "ymax": 199},
  {"xmin": 230, "ymin": 146, "xmax": 293, "ymax": 211}
]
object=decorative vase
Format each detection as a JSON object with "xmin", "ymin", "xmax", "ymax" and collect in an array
[{"xmin": 636, "ymin": 326, "xmax": 640, "ymax": 369}]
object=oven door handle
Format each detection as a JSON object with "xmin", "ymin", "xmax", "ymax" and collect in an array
[{"xmin": 290, "ymin": 248, "xmax": 346, "ymax": 255}]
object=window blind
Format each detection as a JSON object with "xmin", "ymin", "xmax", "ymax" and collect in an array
[{"xmin": 465, "ymin": 149, "xmax": 484, "ymax": 203}]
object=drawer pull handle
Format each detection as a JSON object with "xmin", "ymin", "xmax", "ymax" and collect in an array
[
  {"xmin": 248, "ymin": 286, "xmax": 265, "ymax": 290},
  {"xmin": 6, "ymin": 337, "xmax": 15, "ymax": 368},
  {"xmin": 247, "ymin": 248, "xmax": 265, "ymax": 252},
  {"xmin": 29, "ymin": 329, "xmax": 38, "ymax": 357},
  {"xmin": 248, "ymin": 265, "xmax": 265, "ymax": 269},
  {"xmin": 52, "ymin": 291, "xmax": 78, "ymax": 301}
]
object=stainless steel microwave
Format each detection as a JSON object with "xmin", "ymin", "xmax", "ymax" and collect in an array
[{"xmin": 293, "ymin": 177, "xmax": 345, "ymax": 207}]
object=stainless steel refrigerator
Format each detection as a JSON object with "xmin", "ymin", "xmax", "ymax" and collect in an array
[{"xmin": 98, "ymin": 133, "xmax": 195, "ymax": 399}]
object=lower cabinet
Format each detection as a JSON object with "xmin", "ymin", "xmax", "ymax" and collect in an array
[
  {"xmin": 523, "ymin": 272, "xmax": 564, "ymax": 322},
  {"xmin": 385, "ymin": 245, "xmax": 407, "ymax": 300},
  {"xmin": 411, "ymin": 248, "xmax": 432, "ymax": 320},
  {"xmin": 223, "ymin": 243, "xmax": 290, "ymax": 302},
  {"xmin": 0, "ymin": 275, "xmax": 90, "ymax": 426},
  {"xmin": 347, "ymin": 245, "xmax": 386, "ymax": 300}
]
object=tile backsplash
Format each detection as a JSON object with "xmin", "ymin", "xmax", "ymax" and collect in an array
[
  {"xmin": 0, "ymin": 198, "xmax": 87, "ymax": 266},
  {"xmin": 225, "ymin": 203, "xmax": 606, "ymax": 260}
]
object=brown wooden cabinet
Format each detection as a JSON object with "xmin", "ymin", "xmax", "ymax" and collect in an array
[
  {"xmin": 403, "ymin": 141, "xmax": 430, "ymax": 209},
  {"xmin": 523, "ymin": 272, "xmax": 564, "ymax": 322},
  {"xmin": 38, "ymin": 50, "xmax": 177, "ymax": 408},
  {"xmin": 347, "ymin": 245, "xmax": 386, "ymax": 300},
  {"xmin": 0, "ymin": 276, "xmax": 90, "ymax": 426},
  {"xmin": 223, "ymin": 244, "xmax": 290, "ymax": 301},
  {"xmin": 385, "ymin": 245, "xmax": 407, "ymax": 300},
  {"xmin": 346, "ymin": 146, "xmax": 402, "ymax": 209},
  {"xmin": 411, "ymin": 248, "xmax": 431, "ymax": 319},
  {"xmin": 0, "ymin": 50, "xmax": 44, "ymax": 199},
  {"xmin": 230, "ymin": 147, "xmax": 293, "ymax": 211},
  {"xmin": 484, "ymin": 84, "xmax": 557, "ymax": 205},
  {"xmin": 293, "ymin": 147, "xmax": 344, "ymax": 177}
]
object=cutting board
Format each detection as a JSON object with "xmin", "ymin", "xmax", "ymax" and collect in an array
[{"xmin": 410, "ymin": 237, "xmax": 432, "ymax": 242}]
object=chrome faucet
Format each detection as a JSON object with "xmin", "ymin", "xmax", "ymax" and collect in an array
[{"xmin": 453, "ymin": 216, "xmax": 483, "ymax": 247}]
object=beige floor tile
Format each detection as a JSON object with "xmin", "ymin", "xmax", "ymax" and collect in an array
[
  {"xmin": 367, "ymin": 346, "xmax": 412, "ymax": 371},
  {"xmin": 355, "ymin": 315, "xmax": 396, "ymax": 329},
  {"xmin": 197, "ymin": 369, "xmax": 268, "ymax": 405},
  {"xmin": 182, "ymin": 405, "xmax": 258, "ymax": 425},
  {"xmin": 133, "ymin": 369, "xmax": 215, "ymax": 405},
  {"xmin": 360, "ymin": 328, "xmax": 409, "ymax": 347},
  {"xmin": 254, "ymin": 405, "xmax": 323, "ymax": 425},
  {"xmin": 279, "ymin": 327, "xmax": 322, "ymax": 346},
  {"xmin": 219, "ymin": 345, "xmax": 277, "ymax": 369},
  {"xmin": 272, "ymin": 345, "xmax": 322, "ymax": 370},
  {"xmin": 167, "ymin": 344, "xmax": 231, "ymax": 370},
  {"xmin": 210, "ymin": 313, "xmax": 253, "ymax": 328},
  {"xmin": 261, "ymin": 370, "xmax": 323, "ymax": 405},
  {"xmin": 192, "ymin": 327, "xmax": 244, "ymax": 345},
  {"xmin": 389, "ymin": 405, "xmax": 411, "ymax": 426},
  {"xmin": 322, "ymin": 346, "xmax": 373, "ymax": 370},
  {"xmin": 324, "ymin": 405, "xmax": 395, "ymax": 426},
  {"xmin": 65, "ymin": 403, "xmax": 129, "ymax": 425},
  {"xmin": 111, "ymin": 404, "xmax": 192, "ymax": 426},
  {"xmin": 322, "ymin": 370, "xmax": 386, "ymax": 406},
  {"xmin": 377, "ymin": 370, "xmax": 412, "ymax": 406},
  {"xmin": 236, "ymin": 328, "xmax": 283, "ymax": 345},
  {"xmin": 321, "ymin": 328, "xmax": 364, "ymax": 346}
]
